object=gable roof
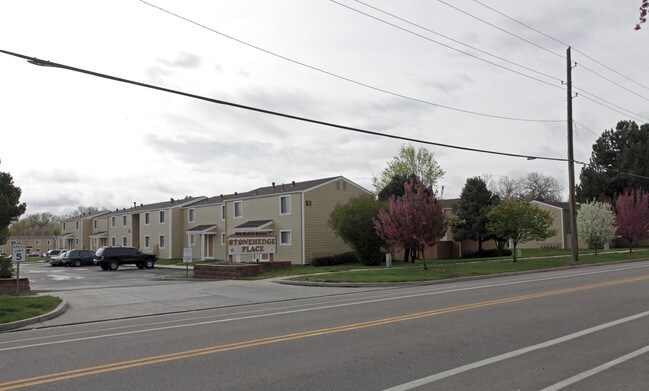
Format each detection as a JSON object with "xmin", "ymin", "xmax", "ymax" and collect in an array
[{"xmin": 110, "ymin": 196, "xmax": 207, "ymax": 215}]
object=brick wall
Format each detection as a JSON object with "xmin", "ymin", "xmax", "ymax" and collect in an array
[
  {"xmin": 0, "ymin": 278, "xmax": 31, "ymax": 295},
  {"xmin": 193, "ymin": 262, "xmax": 292, "ymax": 280}
]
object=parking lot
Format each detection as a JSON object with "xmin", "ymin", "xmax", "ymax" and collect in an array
[{"xmin": 23, "ymin": 261, "xmax": 185, "ymax": 293}]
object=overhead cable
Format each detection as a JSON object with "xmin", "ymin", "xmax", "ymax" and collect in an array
[
  {"xmin": 137, "ymin": 0, "xmax": 563, "ymax": 123},
  {"xmin": 0, "ymin": 48, "xmax": 574, "ymax": 164}
]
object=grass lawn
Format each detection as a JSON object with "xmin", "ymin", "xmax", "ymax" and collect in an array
[
  {"xmin": 156, "ymin": 258, "xmax": 224, "ymax": 266},
  {"xmin": 265, "ymin": 248, "xmax": 649, "ymax": 283},
  {"xmin": 0, "ymin": 295, "xmax": 62, "ymax": 324}
]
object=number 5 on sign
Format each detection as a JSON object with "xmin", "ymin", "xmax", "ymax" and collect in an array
[{"xmin": 12, "ymin": 244, "xmax": 26, "ymax": 262}]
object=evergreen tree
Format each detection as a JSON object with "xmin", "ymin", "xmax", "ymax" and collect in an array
[
  {"xmin": 0, "ymin": 170, "xmax": 27, "ymax": 245},
  {"xmin": 451, "ymin": 177, "xmax": 499, "ymax": 254}
]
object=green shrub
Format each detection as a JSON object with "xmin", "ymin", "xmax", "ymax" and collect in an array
[
  {"xmin": 311, "ymin": 252, "xmax": 358, "ymax": 267},
  {"xmin": 0, "ymin": 257, "xmax": 13, "ymax": 278}
]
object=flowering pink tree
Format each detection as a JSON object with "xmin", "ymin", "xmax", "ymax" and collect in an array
[
  {"xmin": 374, "ymin": 178, "xmax": 446, "ymax": 270},
  {"xmin": 615, "ymin": 188, "xmax": 649, "ymax": 252},
  {"xmin": 635, "ymin": 0, "xmax": 648, "ymax": 30}
]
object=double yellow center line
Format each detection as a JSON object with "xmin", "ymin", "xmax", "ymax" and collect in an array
[{"xmin": 2, "ymin": 274, "xmax": 649, "ymax": 390}]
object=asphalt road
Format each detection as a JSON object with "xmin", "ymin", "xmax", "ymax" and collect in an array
[{"xmin": 1, "ymin": 261, "xmax": 649, "ymax": 390}]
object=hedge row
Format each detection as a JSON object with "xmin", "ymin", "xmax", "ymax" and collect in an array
[{"xmin": 311, "ymin": 252, "xmax": 358, "ymax": 267}]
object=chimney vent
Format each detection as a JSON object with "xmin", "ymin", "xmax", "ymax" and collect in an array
[{"xmin": 272, "ymin": 182, "xmax": 275, "ymax": 188}]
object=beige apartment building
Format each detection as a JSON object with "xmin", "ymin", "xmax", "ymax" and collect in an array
[
  {"xmin": 0, "ymin": 235, "xmax": 57, "ymax": 255},
  {"xmin": 518, "ymin": 200, "xmax": 588, "ymax": 250},
  {"xmin": 106, "ymin": 197, "xmax": 207, "ymax": 259},
  {"xmin": 181, "ymin": 176, "xmax": 372, "ymax": 264},
  {"xmin": 58, "ymin": 210, "xmax": 111, "ymax": 250}
]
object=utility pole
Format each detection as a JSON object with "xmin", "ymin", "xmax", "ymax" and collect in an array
[{"xmin": 566, "ymin": 47, "xmax": 579, "ymax": 263}]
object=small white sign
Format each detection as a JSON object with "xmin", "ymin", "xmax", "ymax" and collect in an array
[
  {"xmin": 183, "ymin": 248, "xmax": 193, "ymax": 263},
  {"xmin": 12, "ymin": 244, "xmax": 26, "ymax": 263},
  {"xmin": 228, "ymin": 236, "xmax": 277, "ymax": 255}
]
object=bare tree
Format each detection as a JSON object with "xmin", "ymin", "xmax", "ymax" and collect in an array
[{"xmin": 493, "ymin": 172, "xmax": 563, "ymax": 202}]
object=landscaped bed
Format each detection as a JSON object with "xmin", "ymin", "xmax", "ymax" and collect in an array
[{"xmin": 0, "ymin": 295, "xmax": 62, "ymax": 324}]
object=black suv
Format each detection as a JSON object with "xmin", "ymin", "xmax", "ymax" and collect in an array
[{"xmin": 95, "ymin": 246, "xmax": 157, "ymax": 271}]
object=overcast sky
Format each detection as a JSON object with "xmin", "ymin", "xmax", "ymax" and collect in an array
[{"xmin": 1, "ymin": 0, "xmax": 647, "ymax": 216}]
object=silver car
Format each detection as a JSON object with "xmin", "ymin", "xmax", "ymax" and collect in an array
[{"xmin": 49, "ymin": 250, "xmax": 70, "ymax": 266}]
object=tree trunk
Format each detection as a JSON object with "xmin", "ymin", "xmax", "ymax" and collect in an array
[
  {"xmin": 512, "ymin": 244, "xmax": 518, "ymax": 262},
  {"xmin": 422, "ymin": 249, "xmax": 427, "ymax": 270},
  {"xmin": 478, "ymin": 237, "xmax": 483, "ymax": 255},
  {"xmin": 404, "ymin": 248, "xmax": 410, "ymax": 263}
]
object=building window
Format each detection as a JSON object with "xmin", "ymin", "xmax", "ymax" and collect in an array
[
  {"xmin": 63, "ymin": 222, "xmax": 66, "ymax": 230},
  {"xmin": 221, "ymin": 233, "xmax": 225, "ymax": 245},
  {"xmin": 280, "ymin": 195, "xmax": 291, "ymax": 215},
  {"xmin": 159, "ymin": 210, "xmax": 165, "ymax": 224},
  {"xmin": 75, "ymin": 238, "xmax": 79, "ymax": 246},
  {"xmin": 111, "ymin": 237, "xmax": 116, "ymax": 246},
  {"xmin": 188, "ymin": 209, "xmax": 195, "ymax": 223},
  {"xmin": 47, "ymin": 240, "xmax": 52, "ymax": 245},
  {"xmin": 159, "ymin": 235, "xmax": 165, "ymax": 249},
  {"xmin": 144, "ymin": 212, "xmax": 150, "ymax": 225},
  {"xmin": 35, "ymin": 240, "xmax": 41, "ymax": 246},
  {"xmin": 93, "ymin": 220, "xmax": 97, "ymax": 229},
  {"xmin": 111, "ymin": 216, "xmax": 116, "ymax": 227},
  {"xmin": 122, "ymin": 215, "xmax": 127, "ymax": 227},
  {"xmin": 93, "ymin": 238, "xmax": 98, "ymax": 247},
  {"xmin": 280, "ymin": 230, "xmax": 292, "ymax": 246},
  {"xmin": 75, "ymin": 221, "xmax": 79, "ymax": 230},
  {"xmin": 190, "ymin": 234, "xmax": 195, "ymax": 245},
  {"xmin": 221, "ymin": 205, "xmax": 226, "ymax": 221},
  {"xmin": 122, "ymin": 237, "xmax": 127, "ymax": 246},
  {"xmin": 144, "ymin": 235, "xmax": 150, "ymax": 248},
  {"xmin": 234, "ymin": 201, "xmax": 243, "ymax": 219}
]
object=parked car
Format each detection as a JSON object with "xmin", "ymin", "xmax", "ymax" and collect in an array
[
  {"xmin": 49, "ymin": 251, "xmax": 70, "ymax": 266},
  {"xmin": 95, "ymin": 246, "xmax": 157, "ymax": 271},
  {"xmin": 46, "ymin": 249, "xmax": 67, "ymax": 263},
  {"xmin": 61, "ymin": 249, "xmax": 96, "ymax": 267},
  {"xmin": 0, "ymin": 252, "xmax": 8, "ymax": 258},
  {"xmin": 29, "ymin": 251, "xmax": 41, "ymax": 258}
]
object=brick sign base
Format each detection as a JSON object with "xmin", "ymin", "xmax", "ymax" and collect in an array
[
  {"xmin": 0, "ymin": 278, "xmax": 31, "ymax": 295},
  {"xmin": 193, "ymin": 262, "xmax": 292, "ymax": 280}
]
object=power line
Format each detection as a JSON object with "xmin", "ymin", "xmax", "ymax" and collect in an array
[
  {"xmin": 436, "ymin": 0, "xmax": 563, "ymax": 59},
  {"xmin": 573, "ymin": 120, "xmax": 600, "ymax": 139},
  {"xmin": 574, "ymin": 88, "xmax": 649, "ymax": 123},
  {"xmin": 349, "ymin": 0, "xmax": 562, "ymax": 84},
  {"xmin": 469, "ymin": 0, "xmax": 649, "ymax": 94},
  {"xmin": 331, "ymin": 0, "xmax": 564, "ymax": 90},
  {"xmin": 576, "ymin": 62, "xmax": 649, "ymax": 103},
  {"xmin": 137, "ymin": 0, "xmax": 563, "ymax": 123},
  {"xmin": 0, "ymin": 48, "xmax": 572, "ymax": 164}
]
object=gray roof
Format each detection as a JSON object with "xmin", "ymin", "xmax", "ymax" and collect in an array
[
  {"xmin": 186, "ymin": 225, "xmax": 217, "ymax": 233},
  {"xmin": 109, "ymin": 196, "xmax": 206, "ymax": 215}
]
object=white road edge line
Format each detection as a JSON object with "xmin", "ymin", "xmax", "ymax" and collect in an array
[
  {"xmin": 539, "ymin": 344, "xmax": 649, "ymax": 391},
  {"xmin": 382, "ymin": 310, "xmax": 649, "ymax": 391}
]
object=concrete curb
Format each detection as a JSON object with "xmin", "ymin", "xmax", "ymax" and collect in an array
[
  {"xmin": 0, "ymin": 299, "xmax": 69, "ymax": 332},
  {"xmin": 273, "ymin": 258, "xmax": 649, "ymax": 288}
]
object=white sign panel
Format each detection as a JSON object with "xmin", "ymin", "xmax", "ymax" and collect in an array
[
  {"xmin": 228, "ymin": 236, "xmax": 276, "ymax": 255},
  {"xmin": 12, "ymin": 244, "xmax": 26, "ymax": 263},
  {"xmin": 183, "ymin": 248, "xmax": 193, "ymax": 263}
]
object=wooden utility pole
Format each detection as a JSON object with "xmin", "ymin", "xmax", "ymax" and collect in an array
[{"xmin": 566, "ymin": 47, "xmax": 579, "ymax": 263}]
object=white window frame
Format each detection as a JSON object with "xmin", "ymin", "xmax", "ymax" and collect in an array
[
  {"xmin": 233, "ymin": 201, "xmax": 243, "ymax": 219},
  {"xmin": 35, "ymin": 240, "xmax": 41, "ymax": 246},
  {"xmin": 75, "ymin": 238, "xmax": 79, "ymax": 246},
  {"xmin": 159, "ymin": 235, "xmax": 166, "ymax": 249},
  {"xmin": 63, "ymin": 222, "xmax": 66, "ymax": 231},
  {"xmin": 280, "ymin": 195, "xmax": 291, "ymax": 215},
  {"xmin": 221, "ymin": 205, "xmax": 226, "ymax": 221},
  {"xmin": 190, "ymin": 234, "xmax": 195, "ymax": 246},
  {"xmin": 188, "ymin": 209, "xmax": 195, "ymax": 223},
  {"xmin": 93, "ymin": 219, "xmax": 97, "ymax": 229},
  {"xmin": 75, "ymin": 221, "xmax": 79, "ymax": 230},
  {"xmin": 144, "ymin": 235, "xmax": 150, "ymax": 248},
  {"xmin": 220, "ymin": 233, "xmax": 225, "ymax": 245},
  {"xmin": 144, "ymin": 212, "xmax": 150, "ymax": 225},
  {"xmin": 280, "ymin": 230, "xmax": 292, "ymax": 246},
  {"xmin": 122, "ymin": 236, "xmax": 127, "ymax": 247},
  {"xmin": 111, "ymin": 237, "xmax": 116, "ymax": 246},
  {"xmin": 122, "ymin": 215, "xmax": 127, "ymax": 227},
  {"xmin": 159, "ymin": 210, "xmax": 165, "ymax": 224},
  {"xmin": 111, "ymin": 216, "xmax": 116, "ymax": 228}
]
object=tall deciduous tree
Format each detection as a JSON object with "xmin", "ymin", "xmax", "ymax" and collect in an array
[
  {"xmin": 615, "ymin": 189, "xmax": 649, "ymax": 252},
  {"xmin": 451, "ymin": 177, "xmax": 499, "ymax": 254},
  {"xmin": 576, "ymin": 200, "xmax": 616, "ymax": 255},
  {"xmin": 635, "ymin": 0, "xmax": 648, "ymax": 30},
  {"xmin": 329, "ymin": 195, "xmax": 385, "ymax": 266},
  {"xmin": 577, "ymin": 121, "xmax": 649, "ymax": 202},
  {"xmin": 492, "ymin": 172, "xmax": 563, "ymax": 202},
  {"xmin": 66, "ymin": 206, "xmax": 100, "ymax": 219},
  {"xmin": 486, "ymin": 200, "xmax": 556, "ymax": 262},
  {"xmin": 0, "ymin": 171, "xmax": 27, "ymax": 245},
  {"xmin": 9, "ymin": 212, "xmax": 61, "ymax": 236},
  {"xmin": 372, "ymin": 144, "xmax": 444, "ymax": 195},
  {"xmin": 374, "ymin": 178, "xmax": 446, "ymax": 270}
]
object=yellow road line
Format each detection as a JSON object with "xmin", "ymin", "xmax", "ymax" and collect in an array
[{"xmin": 2, "ymin": 274, "xmax": 649, "ymax": 390}]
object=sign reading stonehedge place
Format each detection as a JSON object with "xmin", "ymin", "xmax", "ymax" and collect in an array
[{"xmin": 228, "ymin": 236, "xmax": 277, "ymax": 256}]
